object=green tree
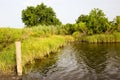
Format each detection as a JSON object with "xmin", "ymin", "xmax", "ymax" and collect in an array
[
  {"xmin": 75, "ymin": 15, "xmax": 89, "ymax": 34},
  {"xmin": 76, "ymin": 8, "xmax": 110, "ymax": 35},
  {"xmin": 76, "ymin": 14, "xmax": 89, "ymax": 23},
  {"xmin": 64, "ymin": 23, "xmax": 75, "ymax": 35},
  {"xmin": 22, "ymin": 3, "xmax": 61, "ymax": 27},
  {"xmin": 87, "ymin": 8, "xmax": 109, "ymax": 34},
  {"xmin": 22, "ymin": 6, "xmax": 37, "ymax": 26},
  {"xmin": 77, "ymin": 22, "xmax": 88, "ymax": 34}
]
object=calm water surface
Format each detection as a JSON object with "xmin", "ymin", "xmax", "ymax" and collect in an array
[{"xmin": 23, "ymin": 42, "xmax": 120, "ymax": 80}]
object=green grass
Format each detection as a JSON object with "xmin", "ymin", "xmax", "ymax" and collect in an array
[
  {"xmin": 0, "ymin": 44, "xmax": 16, "ymax": 74},
  {"xmin": 0, "ymin": 25, "xmax": 74, "ymax": 73},
  {"xmin": 0, "ymin": 28, "xmax": 22, "ymax": 51},
  {"xmin": 22, "ymin": 35, "xmax": 66, "ymax": 65},
  {"xmin": 0, "ymin": 26, "xmax": 73, "ymax": 74},
  {"xmin": 0, "ymin": 35, "xmax": 67, "ymax": 74},
  {"xmin": 2, "ymin": 25, "xmax": 120, "ymax": 74},
  {"xmin": 1, "ymin": 26, "xmax": 120, "ymax": 74},
  {"xmin": 0, "ymin": 28, "xmax": 22, "ymax": 74},
  {"xmin": 22, "ymin": 25, "xmax": 61, "ymax": 38},
  {"xmin": 80, "ymin": 32, "xmax": 120, "ymax": 43}
]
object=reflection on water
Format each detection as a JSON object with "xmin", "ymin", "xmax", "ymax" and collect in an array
[{"xmin": 23, "ymin": 43, "xmax": 120, "ymax": 80}]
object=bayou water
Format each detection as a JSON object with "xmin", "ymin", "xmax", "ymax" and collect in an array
[{"xmin": 23, "ymin": 42, "xmax": 120, "ymax": 80}]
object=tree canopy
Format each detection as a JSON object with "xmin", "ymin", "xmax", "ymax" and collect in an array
[
  {"xmin": 76, "ymin": 8, "xmax": 110, "ymax": 34},
  {"xmin": 22, "ymin": 3, "xmax": 61, "ymax": 27}
]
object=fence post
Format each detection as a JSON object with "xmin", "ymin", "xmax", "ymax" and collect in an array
[{"xmin": 15, "ymin": 41, "xmax": 22, "ymax": 76}]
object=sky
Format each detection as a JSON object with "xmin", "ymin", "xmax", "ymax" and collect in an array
[{"xmin": 0, "ymin": 0, "xmax": 120, "ymax": 28}]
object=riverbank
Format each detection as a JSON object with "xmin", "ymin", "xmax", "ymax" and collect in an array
[
  {"xmin": 0, "ymin": 27, "xmax": 74, "ymax": 75},
  {"xmin": 78, "ymin": 32, "xmax": 120, "ymax": 43},
  {"xmin": 3, "ymin": 27, "xmax": 120, "ymax": 75},
  {"xmin": 0, "ymin": 35, "xmax": 74, "ymax": 75}
]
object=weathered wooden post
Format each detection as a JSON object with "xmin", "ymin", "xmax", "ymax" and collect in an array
[{"xmin": 15, "ymin": 41, "xmax": 22, "ymax": 76}]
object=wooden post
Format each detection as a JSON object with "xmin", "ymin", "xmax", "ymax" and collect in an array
[{"xmin": 15, "ymin": 41, "xmax": 22, "ymax": 76}]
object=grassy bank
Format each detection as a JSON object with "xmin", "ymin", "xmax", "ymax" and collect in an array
[
  {"xmin": 0, "ymin": 35, "xmax": 68, "ymax": 74},
  {"xmin": 0, "ymin": 27, "xmax": 74, "ymax": 74},
  {"xmin": 79, "ymin": 32, "xmax": 120, "ymax": 43},
  {"xmin": 22, "ymin": 35, "xmax": 66, "ymax": 65},
  {"xmin": 0, "ymin": 28, "xmax": 22, "ymax": 51}
]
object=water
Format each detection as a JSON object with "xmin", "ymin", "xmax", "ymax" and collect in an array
[{"xmin": 23, "ymin": 42, "xmax": 120, "ymax": 80}]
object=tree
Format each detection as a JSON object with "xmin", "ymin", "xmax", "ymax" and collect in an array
[
  {"xmin": 64, "ymin": 23, "xmax": 75, "ymax": 35},
  {"xmin": 22, "ymin": 6, "xmax": 37, "ymax": 26},
  {"xmin": 88, "ymin": 8, "xmax": 109, "ymax": 34},
  {"xmin": 75, "ymin": 15, "xmax": 88, "ymax": 34},
  {"xmin": 77, "ymin": 22, "xmax": 88, "ymax": 34},
  {"xmin": 22, "ymin": 3, "xmax": 61, "ymax": 27},
  {"xmin": 76, "ymin": 8, "xmax": 110, "ymax": 35},
  {"xmin": 76, "ymin": 14, "xmax": 89, "ymax": 23}
]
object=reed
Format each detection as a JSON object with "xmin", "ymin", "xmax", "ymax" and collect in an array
[
  {"xmin": 0, "ymin": 35, "xmax": 67, "ymax": 74},
  {"xmin": 81, "ymin": 32, "xmax": 120, "ymax": 43},
  {"xmin": 0, "ymin": 26, "xmax": 74, "ymax": 74},
  {"xmin": 22, "ymin": 35, "xmax": 66, "ymax": 66},
  {"xmin": 0, "ymin": 28, "xmax": 22, "ymax": 51},
  {"xmin": 0, "ymin": 44, "xmax": 16, "ymax": 74}
]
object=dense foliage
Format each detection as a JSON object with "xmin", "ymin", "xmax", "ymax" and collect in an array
[
  {"xmin": 76, "ymin": 8, "xmax": 110, "ymax": 35},
  {"xmin": 61, "ymin": 8, "xmax": 120, "ymax": 36},
  {"xmin": 22, "ymin": 3, "xmax": 61, "ymax": 26}
]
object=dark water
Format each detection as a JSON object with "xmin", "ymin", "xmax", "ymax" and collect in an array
[{"xmin": 23, "ymin": 42, "xmax": 120, "ymax": 80}]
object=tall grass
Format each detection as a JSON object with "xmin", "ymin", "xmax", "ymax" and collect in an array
[
  {"xmin": 80, "ymin": 32, "xmax": 120, "ymax": 43},
  {"xmin": 22, "ymin": 35, "xmax": 66, "ymax": 66},
  {"xmin": 0, "ymin": 26, "xmax": 73, "ymax": 74},
  {"xmin": 0, "ymin": 44, "xmax": 16, "ymax": 74},
  {"xmin": 0, "ymin": 25, "xmax": 61, "ymax": 50},
  {"xmin": 0, "ymin": 28, "xmax": 22, "ymax": 41},
  {"xmin": 0, "ymin": 28, "xmax": 22, "ymax": 51},
  {"xmin": 22, "ymin": 25, "xmax": 61, "ymax": 38},
  {"xmin": 0, "ymin": 35, "xmax": 66, "ymax": 74}
]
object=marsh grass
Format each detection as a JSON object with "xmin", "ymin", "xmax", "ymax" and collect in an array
[
  {"xmin": 22, "ymin": 35, "xmax": 66, "ymax": 66},
  {"xmin": 81, "ymin": 32, "xmax": 120, "ymax": 43},
  {"xmin": 0, "ymin": 26, "xmax": 68, "ymax": 74},
  {"xmin": 0, "ymin": 28, "xmax": 22, "ymax": 51},
  {"xmin": 0, "ymin": 44, "xmax": 16, "ymax": 74},
  {"xmin": 0, "ymin": 26, "xmax": 74, "ymax": 74},
  {"xmin": 0, "ymin": 35, "xmax": 66, "ymax": 74},
  {"xmin": 22, "ymin": 25, "xmax": 60, "ymax": 38},
  {"xmin": 1, "ymin": 26, "xmax": 120, "ymax": 74}
]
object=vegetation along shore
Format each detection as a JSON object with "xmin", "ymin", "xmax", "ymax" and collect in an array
[
  {"xmin": 0, "ymin": 3, "xmax": 120, "ymax": 75},
  {"xmin": 0, "ymin": 26, "xmax": 74, "ymax": 74}
]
